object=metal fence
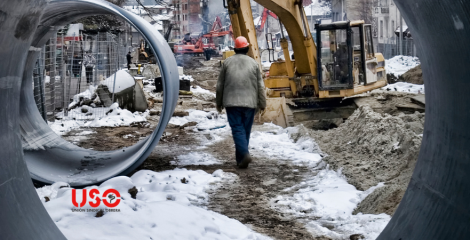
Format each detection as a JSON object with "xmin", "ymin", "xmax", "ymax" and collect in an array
[
  {"xmin": 376, "ymin": 36, "xmax": 417, "ymax": 59},
  {"xmin": 33, "ymin": 31, "xmax": 128, "ymax": 123}
]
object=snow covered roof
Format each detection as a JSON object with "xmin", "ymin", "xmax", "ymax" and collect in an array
[
  {"xmin": 152, "ymin": 22, "xmax": 163, "ymax": 31},
  {"xmin": 304, "ymin": 2, "xmax": 331, "ymax": 16}
]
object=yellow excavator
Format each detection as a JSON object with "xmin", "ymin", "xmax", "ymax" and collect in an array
[{"xmin": 225, "ymin": 0, "xmax": 387, "ymax": 127}]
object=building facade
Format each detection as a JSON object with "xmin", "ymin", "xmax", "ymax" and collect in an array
[
  {"xmin": 373, "ymin": 0, "xmax": 414, "ymax": 58},
  {"xmin": 172, "ymin": 0, "xmax": 208, "ymax": 39}
]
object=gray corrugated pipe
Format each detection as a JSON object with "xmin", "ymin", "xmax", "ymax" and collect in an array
[
  {"xmin": 0, "ymin": 0, "xmax": 178, "ymax": 239},
  {"xmin": 377, "ymin": 0, "xmax": 470, "ymax": 239},
  {"xmin": 1, "ymin": 0, "xmax": 470, "ymax": 240},
  {"xmin": 21, "ymin": 0, "xmax": 179, "ymax": 187}
]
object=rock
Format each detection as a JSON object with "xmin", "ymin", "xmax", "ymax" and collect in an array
[
  {"xmin": 180, "ymin": 121, "xmax": 198, "ymax": 129},
  {"xmin": 128, "ymin": 186, "xmax": 138, "ymax": 199},
  {"xmin": 387, "ymin": 73, "xmax": 398, "ymax": 84},
  {"xmin": 148, "ymin": 99, "xmax": 154, "ymax": 109},
  {"xmin": 350, "ymin": 234, "xmax": 365, "ymax": 240},
  {"xmin": 95, "ymin": 209, "xmax": 104, "ymax": 218},
  {"xmin": 202, "ymin": 102, "xmax": 216, "ymax": 108},
  {"xmin": 173, "ymin": 111, "xmax": 189, "ymax": 117},
  {"xmin": 81, "ymin": 98, "xmax": 93, "ymax": 106},
  {"xmin": 149, "ymin": 110, "xmax": 160, "ymax": 116},
  {"xmin": 166, "ymin": 123, "xmax": 180, "ymax": 129},
  {"xmin": 153, "ymin": 98, "xmax": 163, "ymax": 103},
  {"xmin": 81, "ymin": 107, "xmax": 89, "ymax": 113}
]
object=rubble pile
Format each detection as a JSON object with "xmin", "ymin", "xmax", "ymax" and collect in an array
[{"xmin": 312, "ymin": 105, "xmax": 425, "ymax": 215}]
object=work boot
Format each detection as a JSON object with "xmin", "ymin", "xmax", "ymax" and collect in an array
[{"xmin": 238, "ymin": 154, "xmax": 252, "ymax": 169}]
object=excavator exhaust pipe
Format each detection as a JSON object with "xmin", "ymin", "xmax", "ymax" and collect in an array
[{"xmin": 1, "ymin": 0, "xmax": 470, "ymax": 239}]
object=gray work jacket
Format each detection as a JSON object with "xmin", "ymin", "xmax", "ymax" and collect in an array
[{"xmin": 216, "ymin": 54, "xmax": 266, "ymax": 110}]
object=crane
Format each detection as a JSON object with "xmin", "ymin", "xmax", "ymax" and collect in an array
[{"xmin": 256, "ymin": 8, "xmax": 278, "ymax": 32}]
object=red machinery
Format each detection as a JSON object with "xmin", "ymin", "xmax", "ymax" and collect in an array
[
  {"xmin": 174, "ymin": 16, "xmax": 233, "ymax": 59},
  {"xmin": 256, "ymin": 8, "xmax": 278, "ymax": 32}
]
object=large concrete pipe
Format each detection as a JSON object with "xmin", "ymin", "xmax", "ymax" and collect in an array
[
  {"xmin": 0, "ymin": 0, "xmax": 178, "ymax": 239},
  {"xmin": 20, "ymin": 0, "xmax": 179, "ymax": 187},
  {"xmin": 377, "ymin": 0, "xmax": 470, "ymax": 239}
]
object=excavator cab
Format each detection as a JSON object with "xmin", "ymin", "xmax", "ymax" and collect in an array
[{"xmin": 316, "ymin": 21, "xmax": 380, "ymax": 93}]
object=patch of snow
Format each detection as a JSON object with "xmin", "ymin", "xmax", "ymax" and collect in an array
[
  {"xmin": 249, "ymin": 124, "xmax": 323, "ymax": 167},
  {"xmin": 385, "ymin": 55, "xmax": 420, "ymax": 77},
  {"xmin": 382, "ymin": 82, "xmax": 425, "ymax": 94},
  {"xmin": 191, "ymin": 86, "xmax": 216, "ymax": 101},
  {"xmin": 48, "ymin": 120, "xmax": 86, "ymax": 136},
  {"xmin": 170, "ymin": 110, "xmax": 226, "ymax": 132},
  {"xmin": 173, "ymin": 152, "xmax": 220, "ymax": 166},
  {"xmin": 262, "ymin": 61, "xmax": 272, "ymax": 71},
  {"xmin": 180, "ymin": 74, "xmax": 194, "ymax": 82},
  {"xmin": 36, "ymin": 169, "xmax": 271, "ymax": 240},
  {"xmin": 85, "ymin": 103, "xmax": 148, "ymax": 128},
  {"xmin": 50, "ymin": 103, "xmax": 149, "ymax": 135},
  {"xmin": 122, "ymin": 134, "xmax": 134, "ymax": 139},
  {"xmin": 271, "ymin": 167, "xmax": 390, "ymax": 239},
  {"xmin": 76, "ymin": 130, "xmax": 96, "ymax": 136},
  {"xmin": 101, "ymin": 69, "xmax": 135, "ymax": 93},
  {"xmin": 70, "ymin": 85, "xmax": 97, "ymax": 106}
]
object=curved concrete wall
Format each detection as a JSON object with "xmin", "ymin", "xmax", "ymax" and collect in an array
[
  {"xmin": 20, "ymin": 0, "xmax": 179, "ymax": 187},
  {"xmin": 1, "ymin": 0, "xmax": 178, "ymax": 239},
  {"xmin": 378, "ymin": 0, "xmax": 470, "ymax": 238}
]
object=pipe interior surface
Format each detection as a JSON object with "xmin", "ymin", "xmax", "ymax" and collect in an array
[
  {"xmin": 20, "ymin": 0, "xmax": 179, "ymax": 187},
  {"xmin": 1, "ymin": 0, "xmax": 470, "ymax": 239}
]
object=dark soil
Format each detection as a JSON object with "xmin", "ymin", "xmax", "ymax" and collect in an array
[{"xmin": 399, "ymin": 65, "xmax": 423, "ymax": 84}]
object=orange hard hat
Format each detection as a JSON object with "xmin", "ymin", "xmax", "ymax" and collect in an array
[{"xmin": 234, "ymin": 36, "xmax": 250, "ymax": 49}]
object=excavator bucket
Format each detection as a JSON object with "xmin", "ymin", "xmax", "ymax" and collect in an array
[{"xmin": 260, "ymin": 97, "xmax": 294, "ymax": 128}]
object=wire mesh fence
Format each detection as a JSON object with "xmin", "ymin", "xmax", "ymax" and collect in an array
[
  {"xmin": 33, "ymin": 31, "xmax": 129, "ymax": 123},
  {"xmin": 376, "ymin": 36, "xmax": 417, "ymax": 59}
]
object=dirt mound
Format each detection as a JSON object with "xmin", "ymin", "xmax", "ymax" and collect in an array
[
  {"xmin": 311, "ymin": 105, "xmax": 424, "ymax": 216},
  {"xmin": 176, "ymin": 55, "xmax": 205, "ymax": 69},
  {"xmin": 399, "ymin": 65, "xmax": 423, "ymax": 84}
]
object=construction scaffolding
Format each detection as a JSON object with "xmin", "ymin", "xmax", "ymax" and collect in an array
[{"xmin": 33, "ymin": 31, "xmax": 128, "ymax": 123}]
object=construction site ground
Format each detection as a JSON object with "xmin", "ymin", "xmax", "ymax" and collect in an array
[{"xmin": 61, "ymin": 56, "xmax": 425, "ymax": 239}]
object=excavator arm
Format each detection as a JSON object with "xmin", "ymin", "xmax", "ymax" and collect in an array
[
  {"xmin": 227, "ymin": 0, "xmax": 317, "ymax": 77},
  {"xmin": 257, "ymin": 8, "xmax": 278, "ymax": 32}
]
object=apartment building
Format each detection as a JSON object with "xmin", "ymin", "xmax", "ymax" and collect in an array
[
  {"xmin": 172, "ymin": 0, "xmax": 208, "ymax": 39},
  {"xmin": 373, "ymin": 0, "xmax": 413, "ymax": 57}
]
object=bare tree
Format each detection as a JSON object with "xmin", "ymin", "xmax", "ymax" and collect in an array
[{"xmin": 352, "ymin": 0, "xmax": 375, "ymax": 24}]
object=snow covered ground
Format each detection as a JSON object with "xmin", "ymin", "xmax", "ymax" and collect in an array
[
  {"xmin": 385, "ymin": 55, "xmax": 420, "ymax": 77},
  {"xmin": 50, "ymin": 103, "xmax": 149, "ymax": 135},
  {"xmin": 271, "ymin": 168, "xmax": 390, "ymax": 239},
  {"xmin": 381, "ymin": 82, "xmax": 425, "ymax": 94},
  {"xmin": 41, "ymin": 69, "xmax": 392, "ymax": 239},
  {"xmin": 36, "ymin": 169, "xmax": 270, "ymax": 240},
  {"xmin": 165, "ymin": 111, "xmax": 391, "ymax": 239}
]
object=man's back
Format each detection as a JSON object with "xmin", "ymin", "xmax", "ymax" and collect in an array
[{"xmin": 216, "ymin": 54, "xmax": 266, "ymax": 110}]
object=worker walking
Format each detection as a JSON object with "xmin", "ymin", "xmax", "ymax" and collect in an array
[
  {"xmin": 216, "ymin": 36, "xmax": 266, "ymax": 169},
  {"xmin": 126, "ymin": 51, "xmax": 133, "ymax": 70}
]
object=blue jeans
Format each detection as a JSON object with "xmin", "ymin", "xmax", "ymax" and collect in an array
[{"xmin": 226, "ymin": 107, "xmax": 256, "ymax": 164}]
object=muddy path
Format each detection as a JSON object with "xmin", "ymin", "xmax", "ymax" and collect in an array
[{"xmin": 70, "ymin": 124, "xmax": 319, "ymax": 239}]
